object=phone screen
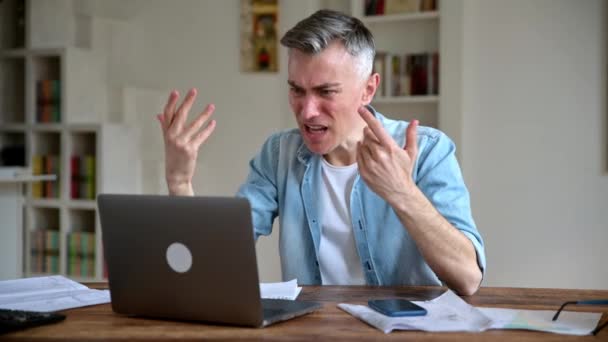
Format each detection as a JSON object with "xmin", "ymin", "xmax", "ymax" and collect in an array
[{"xmin": 368, "ymin": 299, "xmax": 427, "ymax": 317}]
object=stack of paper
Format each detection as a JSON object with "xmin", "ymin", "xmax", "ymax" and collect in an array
[
  {"xmin": 0, "ymin": 276, "xmax": 110, "ymax": 312},
  {"xmin": 338, "ymin": 290, "xmax": 602, "ymax": 335},
  {"xmin": 0, "ymin": 276, "xmax": 303, "ymax": 313},
  {"xmin": 260, "ymin": 279, "xmax": 302, "ymax": 300}
]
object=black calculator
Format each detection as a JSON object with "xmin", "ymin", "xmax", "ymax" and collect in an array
[{"xmin": 0, "ymin": 308, "xmax": 66, "ymax": 334}]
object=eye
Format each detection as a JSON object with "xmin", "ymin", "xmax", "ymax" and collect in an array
[
  {"xmin": 290, "ymin": 87, "xmax": 304, "ymax": 96},
  {"xmin": 320, "ymin": 89, "xmax": 338, "ymax": 97}
]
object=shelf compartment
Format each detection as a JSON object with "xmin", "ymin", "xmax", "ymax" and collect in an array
[
  {"xmin": 0, "ymin": 131, "xmax": 26, "ymax": 167},
  {"xmin": 31, "ymin": 55, "xmax": 62, "ymax": 123},
  {"xmin": 0, "ymin": 57, "xmax": 26, "ymax": 124},
  {"xmin": 0, "ymin": 0, "xmax": 26, "ymax": 49}
]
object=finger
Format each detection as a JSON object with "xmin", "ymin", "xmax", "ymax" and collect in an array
[
  {"xmin": 405, "ymin": 120, "xmax": 419, "ymax": 160},
  {"xmin": 163, "ymin": 90, "xmax": 179, "ymax": 128},
  {"xmin": 356, "ymin": 141, "xmax": 374, "ymax": 180},
  {"xmin": 356, "ymin": 141, "xmax": 368, "ymax": 170},
  {"xmin": 191, "ymin": 119, "xmax": 217, "ymax": 148},
  {"xmin": 363, "ymin": 126, "xmax": 381, "ymax": 145},
  {"xmin": 171, "ymin": 88, "xmax": 198, "ymax": 133},
  {"xmin": 183, "ymin": 104, "xmax": 215, "ymax": 141},
  {"xmin": 156, "ymin": 114, "xmax": 166, "ymax": 132},
  {"xmin": 358, "ymin": 106, "xmax": 394, "ymax": 148}
]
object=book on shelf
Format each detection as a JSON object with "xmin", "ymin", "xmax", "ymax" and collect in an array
[
  {"xmin": 373, "ymin": 52, "xmax": 387, "ymax": 96},
  {"xmin": 32, "ymin": 154, "xmax": 60, "ymax": 199},
  {"xmin": 364, "ymin": 0, "xmax": 437, "ymax": 16},
  {"xmin": 380, "ymin": 52, "xmax": 439, "ymax": 97},
  {"xmin": 30, "ymin": 229, "xmax": 60, "ymax": 274},
  {"xmin": 385, "ymin": 0, "xmax": 419, "ymax": 15},
  {"xmin": 67, "ymin": 231, "xmax": 96, "ymax": 278},
  {"xmin": 420, "ymin": 0, "xmax": 437, "ymax": 11},
  {"xmin": 36, "ymin": 80, "xmax": 61, "ymax": 123},
  {"xmin": 70, "ymin": 155, "xmax": 96, "ymax": 200}
]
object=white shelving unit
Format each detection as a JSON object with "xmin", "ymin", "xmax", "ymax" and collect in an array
[
  {"xmin": 0, "ymin": 0, "xmax": 137, "ymax": 281},
  {"xmin": 350, "ymin": 0, "xmax": 440, "ymax": 128}
]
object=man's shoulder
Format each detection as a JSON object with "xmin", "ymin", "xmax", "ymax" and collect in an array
[
  {"xmin": 376, "ymin": 112, "xmax": 447, "ymax": 145},
  {"xmin": 265, "ymin": 128, "xmax": 304, "ymax": 146},
  {"xmin": 259, "ymin": 128, "xmax": 307, "ymax": 157}
]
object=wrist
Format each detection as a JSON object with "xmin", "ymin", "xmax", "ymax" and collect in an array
[
  {"xmin": 167, "ymin": 180, "xmax": 194, "ymax": 196},
  {"xmin": 389, "ymin": 184, "xmax": 426, "ymax": 216}
]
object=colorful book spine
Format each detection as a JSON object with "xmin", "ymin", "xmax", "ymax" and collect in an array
[
  {"xmin": 73, "ymin": 155, "xmax": 96, "ymax": 199},
  {"xmin": 36, "ymin": 79, "xmax": 61, "ymax": 123},
  {"xmin": 43, "ymin": 155, "xmax": 60, "ymax": 198},
  {"xmin": 31, "ymin": 155, "xmax": 43, "ymax": 198},
  {"xmin": 30, "ymin": 229, "xmax": 60, "ymax": 274},
  {"xmin": 70, "ymin": 156, "xmax": 80, "ymax": 199},
  {"xmin": 67, "ymin": 231, "xmax": 96, "ymax": 278}
]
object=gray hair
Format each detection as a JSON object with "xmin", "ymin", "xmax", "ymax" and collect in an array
[{"xmin": 280, "ymin": 9, "xmax": 375, "ymax": 79}]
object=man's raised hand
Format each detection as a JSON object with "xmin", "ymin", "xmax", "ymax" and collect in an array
[
  {"xmin": 157, "ymin": 88, "xmax": 216, "ymax": 196},
  {"xmin": 356, "ymin": 106, "xmax": 419, "ymax": 206}
]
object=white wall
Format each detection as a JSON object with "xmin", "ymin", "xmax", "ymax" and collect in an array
[
  {"xmin": 102, "ymin": 0, "xmax": 608, "ymax": 288},
  {"xmin": 460, "ymin": 0, "xmax": 608, "ymax": 289}
]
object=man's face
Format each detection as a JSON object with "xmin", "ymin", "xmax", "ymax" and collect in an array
[{"xmin": 287, "ymin": 42, "xmax": 375, "ymax": 159}]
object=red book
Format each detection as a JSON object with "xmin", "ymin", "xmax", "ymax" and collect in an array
[
  {"xmin": 375, "ymin": 0, "xmax": 385, "ymax": 15},
  {"xmin": 71, "ymin": 156, "xmax": 80, "ymax": 199}
]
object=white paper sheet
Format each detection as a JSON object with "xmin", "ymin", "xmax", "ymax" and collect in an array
[
  {"xmin": 338, "ymin": 290, "xmax": 602, "ymax": 335},
  {"xmin": 259, "ymin": 279, "xmax": 302, "ymax": 300},
  {"xmin": 0, "ymin": 276, "xmax": 110, "ymax": 312},
  {"xmin": 339, "ymin": 290, "xmax": 492, "ymax": 333}
]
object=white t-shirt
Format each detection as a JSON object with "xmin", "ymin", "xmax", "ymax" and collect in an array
[{"xmin": 318, "ymin": 158, "xmax": 365, "ymax": 285}]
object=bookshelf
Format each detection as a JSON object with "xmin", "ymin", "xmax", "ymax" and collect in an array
[
  {"xmin": 0, "ymin": 0, "xmax": 137, "ymax": 281},
  {"xmin": 350, "ymin": 0, "xmax": 440, "ymax": 128}
]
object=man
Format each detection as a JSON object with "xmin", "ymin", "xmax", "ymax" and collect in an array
[{"xmin": 157, "ymin": 10, "xmax": 485, "ymax": 295}]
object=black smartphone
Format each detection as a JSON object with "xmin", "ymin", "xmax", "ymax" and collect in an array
[{"xmin": 368, "ymin": 299, "xmax": 427, "ymax": 317}]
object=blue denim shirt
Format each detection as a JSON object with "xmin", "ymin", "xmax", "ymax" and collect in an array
[{"xmin": 237, "ymin": 109, "xmax": 486, "ymax": 285}]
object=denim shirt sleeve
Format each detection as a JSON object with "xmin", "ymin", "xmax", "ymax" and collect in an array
[
  {"xmin": 235, "ymin": 133, "xmax": 280, "ymax": 240},
  {"xmin": 415, "ymin": 129, "xmax": 487, "ymax": 274}
]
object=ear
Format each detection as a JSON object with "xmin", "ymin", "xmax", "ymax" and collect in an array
[{"xmin": 361, "ymin": 72, "xmax": 380, "ymax": 105}]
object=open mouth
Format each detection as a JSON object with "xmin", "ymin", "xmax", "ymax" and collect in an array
[{"xmin": 305, "ymin": 124, "xmax": 328, "ymax": 133}]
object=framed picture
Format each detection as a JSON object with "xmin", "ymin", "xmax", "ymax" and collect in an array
[{"xmin": 240, "ymin": 0, "xmax": 279, "ymax": 72}]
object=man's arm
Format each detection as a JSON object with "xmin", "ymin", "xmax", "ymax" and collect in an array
[
  {"xmin": 356, "ymin": 107, "xmax": 482, "ymax": 296},
  {"xmin": 157, "ymin": 88, "xmax": 216, "ymax": 196},
  {"xmin": 389, "ymin": 185, "xmax": 482, "ymax": 295}
]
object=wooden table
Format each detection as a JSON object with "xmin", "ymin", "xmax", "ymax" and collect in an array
[{"xmin": 3, "ymin": 285, "xmax": 607, "ymax": 341}]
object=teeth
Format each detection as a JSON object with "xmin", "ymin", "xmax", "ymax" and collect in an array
[{"xmin": 307, "ymin": 125, "xmax": 326, "ymax": 131}]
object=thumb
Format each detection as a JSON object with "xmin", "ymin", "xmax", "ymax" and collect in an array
[{"xmin": 404, "ymin": 120, "xmax": 419, "ymax": 159}]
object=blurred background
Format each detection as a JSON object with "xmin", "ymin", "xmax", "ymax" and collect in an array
[{"xmin": 0, "ymin": 0, "xmax": 606, "ymax": 290}]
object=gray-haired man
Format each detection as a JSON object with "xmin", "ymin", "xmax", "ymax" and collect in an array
[{"xmin": 157, "ymin": 10, "xmax": 485, "ymax": 295}]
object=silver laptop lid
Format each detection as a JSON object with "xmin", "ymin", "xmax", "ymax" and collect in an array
[{"xmin": 98, "ymin": 194, "xmax": 264, "ymax": 327}]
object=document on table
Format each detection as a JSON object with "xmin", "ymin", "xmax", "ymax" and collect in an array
[
  {"xmin": 260, "ymin": 279, "xmax": 302, "ymax": 300},
  {"xmin": 0, "ymin": 276, "xmax": 302, "ymax": 313},
  {"xmin": 338, "ymin": 290, "xmax": 602, "ymax": 335},
  {"xmin": 0, "ymin": 275, "xmax": 110, "ymax": 312}
]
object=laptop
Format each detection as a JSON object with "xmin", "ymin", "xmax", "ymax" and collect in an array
[{"xmin": 97, "ymin": 194, "xmax": 321, "ymax": 327}]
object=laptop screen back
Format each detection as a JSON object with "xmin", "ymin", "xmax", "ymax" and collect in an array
[{"xmin": 98, "ymin": 194, "xmax": 264, "ymax": 326}]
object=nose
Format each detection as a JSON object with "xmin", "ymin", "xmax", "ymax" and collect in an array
[{"xmin": 299, "ymin": 95, "xmax": 321, "ymax": 121}]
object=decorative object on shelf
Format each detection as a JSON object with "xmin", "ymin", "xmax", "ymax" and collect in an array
[{"xmin": 240, "ymin": 0, "xmax": 279, "ymax": 72}]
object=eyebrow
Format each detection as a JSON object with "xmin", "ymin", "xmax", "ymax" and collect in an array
[{"xmin": 288, "ymin": 80, "xmax": 342, "ymax": 90}]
